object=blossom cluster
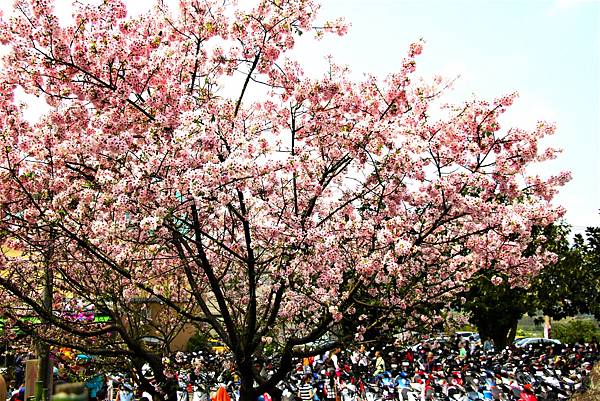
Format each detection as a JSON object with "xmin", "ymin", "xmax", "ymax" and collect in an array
[{"xmin": 0, "ymin": 0, "xmax": 567, "ymax": 363}]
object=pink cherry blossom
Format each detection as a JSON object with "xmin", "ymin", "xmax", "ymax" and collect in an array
[{"xmin": 0, "ymin": 1, "xmax": 568, "ymax": 400}]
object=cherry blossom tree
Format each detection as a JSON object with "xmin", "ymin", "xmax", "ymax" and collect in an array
[
  {"xmin": 0, "ymin": 0, "xmax": 569, "ymax": 400},
  {"xmin": 0, "ymin": 236, "xmax": 195, "ymax": 400}
]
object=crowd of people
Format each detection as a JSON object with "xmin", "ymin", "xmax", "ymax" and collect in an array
[
  {"xmin": 283, "ymin": 336, "xmax": 598, "ymax": 401},
  {"xmin": 1, "ymin": 334, "xmax": 598, "ymax": 401},
  {"xmin": 155, "ymin": 335, "xmax": 599, "ymax": 401}
]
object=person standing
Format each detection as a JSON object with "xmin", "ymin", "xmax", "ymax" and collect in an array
[
  {"xmin": 457, "ymin": 342, "xmax": 467, "ymax": 361},
  {"xmin": 423, "ymin": 352, "xmax": 435, "ymax": 373},
  {"xmin": 115, "ymin": 380, "xmax": 134, "ymax": 401},
  {"xmin": 177, "ymin": 371, "xmax": 189, "ymax": 401},
  {"xmin": 85, "ymin": 373, "xmax": 105, "ymax": 401},
  {"xmin": 357, "ymin": 345, "xmax": 368, "ymax": 379},
  {"xmin": 483, "ymin": 339, "xmax": 494, "ymax": 354},
  {"xmin": 350, "ymin": 347, "xmax": 360, "ymax": 378},
  {"xmin": 373, "ymin": 351, "xmax": 385, "ymax": 377},
  {"xmin": 13, "ymin": 352, "xmax": 26, "ymax": 387},
  {"xmin": 298, "ymin": 375, "xmax": 314, "ymax": 401},
  {"xmin": 329, "ymin": 348, "xmax": 340, "ymax": 376},
  {"xmin": 324, "ymin": 371, "xmax": 336, "ymax": 401}
]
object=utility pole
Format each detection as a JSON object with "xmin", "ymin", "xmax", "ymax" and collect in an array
[{"xmin": 544, "ymin": 315, "xmax": 552, "ymax": 339}]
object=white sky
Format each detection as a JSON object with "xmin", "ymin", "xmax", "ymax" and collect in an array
[{"xmin": 1, "ymin": 0, "xmax": 598, "ymax": 234}]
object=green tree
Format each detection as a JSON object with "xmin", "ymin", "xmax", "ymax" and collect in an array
[
  {"xmin": 460, "ymin": 272, "xmax": 532, "ymax": 349},
  {"xmin": 570, "ymin": 227, "xmax": 600, "ymax": 318},
  {"xmin": 460, "ymin": 224, "xmax": 600, "ymax": 348}
]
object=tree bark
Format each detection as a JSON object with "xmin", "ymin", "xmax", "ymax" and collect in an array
[
  {"xmin": 475, "ymin": 316, "xmax": 518, "ymax": 350},
  {"xmin": 36, "ymin": 342, "xmax": 52, "ymax": 400},
  {"xmin": 142, "ymin": 356, "xmax": 177, "ymax": 401},
  {"xmin": 506, "ymin": 318, "xmax": 519, "ymax": 346},
  {"xmin": 238, "ymin": 362, "xmax": 258, "ymax": 401}
]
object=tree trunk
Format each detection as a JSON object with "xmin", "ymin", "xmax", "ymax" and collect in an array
[
  {"xmin": 239, "ymin": 385, "xmax": 257, "ymax": 401},
  {"xmin": 238, "ymin": 360, "xmax": 258, "ymax": 401},
  {"xmin": 492, "ymin": 325, "xmax": 510, "ymax": 350},
  {"xmin": 475, "ymin": 316, "xmax": 518, "ymax": 350},
  {"xmin": 154, "ymin": 376, "xmax": 177, "ymax": 401},
  {"xmin": 145, "ymin": 357, "xmax": 177, "ymax": 401},
  {"xmin": 266, "ymin": 386, "xmax": 283, "ymax": 401},
  {"xmin": 36, "ymin": 342, "xmax": 52, "ymax": 400},
  {"xmin": 506, "ymin": 318, "xmax": 519, "ymax": 346}
]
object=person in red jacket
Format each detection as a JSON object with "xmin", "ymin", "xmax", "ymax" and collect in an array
[{"xmin": 518, "ymin": 384, "xmax": 537, "ymax": 401}]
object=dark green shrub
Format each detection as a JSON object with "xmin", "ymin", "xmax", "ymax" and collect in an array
[{"xmin": 552, "ymin": 318, "xmax": 600, "ymax": 344}]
